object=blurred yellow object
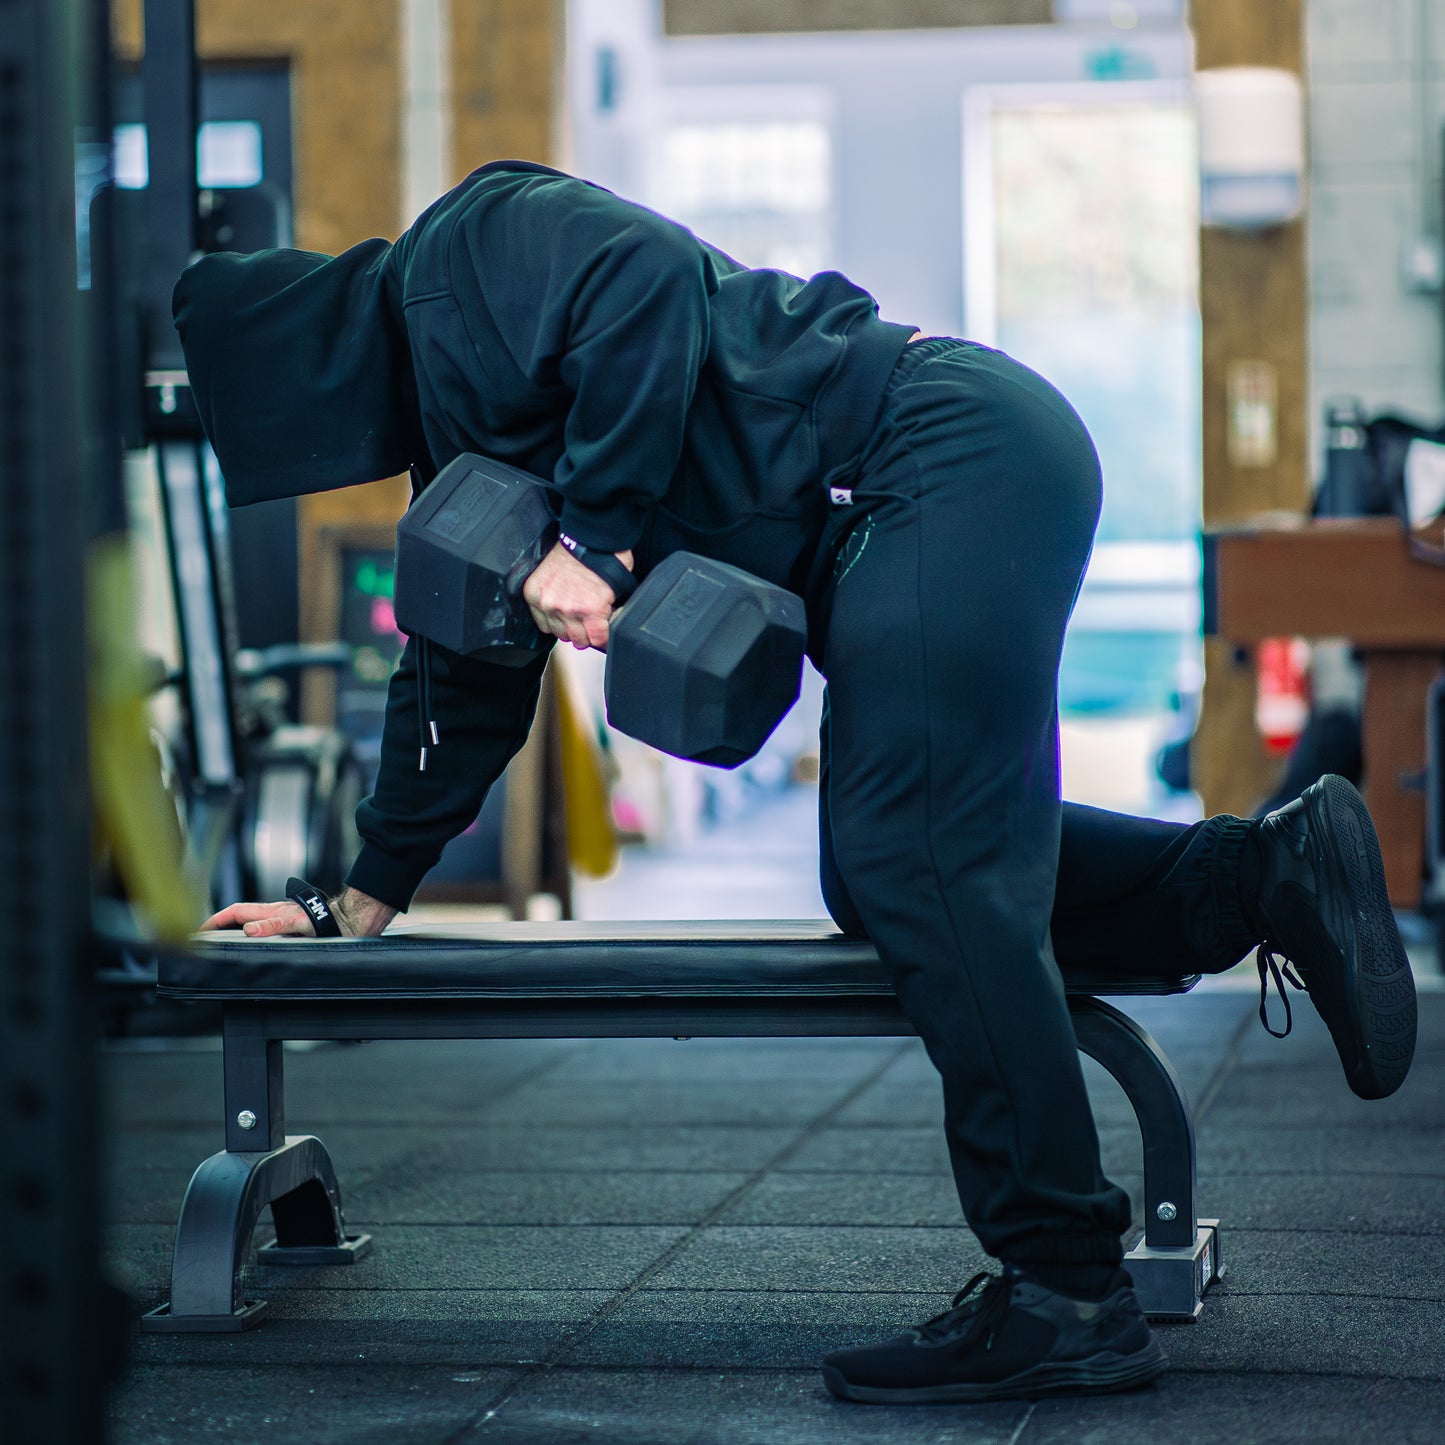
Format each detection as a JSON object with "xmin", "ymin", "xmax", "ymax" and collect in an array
[
  {"xmin": 554, "ymin": 660, "xmax": 619, "ymax": 879},
  {"xmin": 88, "ymin": 534, "xmax": 206, "ymax": 939}
]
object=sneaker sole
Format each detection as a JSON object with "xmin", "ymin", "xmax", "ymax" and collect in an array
[
  {"xmin": 820, "ymin": 1338, "xmax": 1167, "ymax": 1405},
  {"xmin": 1312, "ymin": 775, "xmax": 1417, "ymax": 1099}
]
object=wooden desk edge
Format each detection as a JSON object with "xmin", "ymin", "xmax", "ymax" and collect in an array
[{"xmin": 1204, "ymin": 520, "xmax": 1445, "ymax": 647}]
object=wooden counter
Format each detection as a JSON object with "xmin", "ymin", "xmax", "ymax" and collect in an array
[{"xmin": 1205, "ymin": 518, "xmax": 1445, "ymax": 907}]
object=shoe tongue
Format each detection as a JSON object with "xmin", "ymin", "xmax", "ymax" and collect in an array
[{"xmin": 916, "ymin": 1274, "xmax": 1002, "ymax": 1342}]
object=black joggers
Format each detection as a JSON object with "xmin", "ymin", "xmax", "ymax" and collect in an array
[{"xmin": 816, "ymin": 337, "xmax": 1258, "ymax": 1267}]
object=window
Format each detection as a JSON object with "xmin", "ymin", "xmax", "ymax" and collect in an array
[
  {"xmin": 653, "ymin": 109, "xmax": 832, "ymax": 276},
  {"xmin": 112, "ymin": 119, "xmax": 266, "ymax": 189}
]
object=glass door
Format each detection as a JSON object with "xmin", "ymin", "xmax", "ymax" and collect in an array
[{"xmin": 965, "ymin": 83, "xmax": 1202, "ymax": 815}]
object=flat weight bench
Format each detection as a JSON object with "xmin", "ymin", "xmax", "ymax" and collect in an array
[{"xmin": 140, "ymin": 921, "xmax": 1223, "ymax": 1332}]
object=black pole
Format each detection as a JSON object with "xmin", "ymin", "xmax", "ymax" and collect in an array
[
  {"xmin": 138, "ymin": 0, "xmax": 246, "ymax": 901},
  {"xmin": 141, "ymin": 0, "xmax": 198, "ymax": 375},
  {"xmin": 0, "ymin": 1, "xmax": 116, "ymax": 1438}
]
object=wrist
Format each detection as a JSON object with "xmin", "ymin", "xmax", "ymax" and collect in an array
[
  {"xmin": 557, "ymin": 533, "xmax": 637, "ymax": 601},
  {"xmin": 330, "ymin": 886, "xmax": 397, "ymax": 937}
]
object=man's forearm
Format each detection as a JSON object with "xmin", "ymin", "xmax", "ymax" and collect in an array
[
  {"xmin": 349, "ymin": 638, "xmax": 549, "ymax": 909},
  {"xmin": 331, "ymin": 886, "xmax": 398, "ymax": 937}
]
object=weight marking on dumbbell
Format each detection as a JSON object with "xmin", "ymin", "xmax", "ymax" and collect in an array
[
  {"xmin": 427, "ymin": 467, "xmax": 520, "ymax": 544},
  {"xmin": 639, "ymin": 570, "xmax": 726, "ymax": 649}
]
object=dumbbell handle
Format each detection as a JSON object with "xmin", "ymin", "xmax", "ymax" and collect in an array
[{"xmin": 558, "ymin": 531, "xmax": 639, "ymax": 603}]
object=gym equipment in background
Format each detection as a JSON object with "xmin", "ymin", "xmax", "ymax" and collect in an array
[{"xmin": 85, "ymin": 0, "xmax": 367, "ymax": 958}]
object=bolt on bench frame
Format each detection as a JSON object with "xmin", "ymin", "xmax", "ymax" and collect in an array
[{"xmin": 140, "ymin": 922, "xmax": 1223, "ymax": 1332}]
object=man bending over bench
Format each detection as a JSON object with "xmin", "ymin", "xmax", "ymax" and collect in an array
[{"xmin": 173, "ymin": 161, "xmax": 1417, "ymax": 1407}]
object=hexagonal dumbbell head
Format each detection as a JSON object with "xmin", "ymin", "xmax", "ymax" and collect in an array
[
  {"xmin": 604, "ymin": 552, "xmax": 807, "ymax": 767},
  {"xmin": 394, "ymin": 454, "xmax": 557, "ymax": 664}
]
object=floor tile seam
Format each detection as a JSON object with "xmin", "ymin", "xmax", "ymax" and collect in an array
[
  {"xmin": 287, "ymin": 1140, "xmax": 811, "ymax": 1195},
  {"xmin": 777, "ymin": 1162, "xmax": 957, "ymax": 1170},
  {"xmin": 112, "ymin": 1162, "xmax": 969, "ymax": 1188},
  {"xmin": 1226, "ymin": 1058, "xmax": 1445, "ymax": 1072},
  {"xmin": 111, "ymin": 1217, "xmax": 951, "ymax": 1228},
  {"xmin": 113, "ymin": 1117, "xmax": 855, "ymax": 1132},
  {"xmin": 244, "ymin": 1285, "xmax": 948, "ymax": 1296},
  {"xmin": 114, "ymin": 1363, "xmax": 877, "ymax": 1378},
  {"xmin": 439, "ymin": 1040, "xmax": 917, "ymax": 1435},
  {"xmin": 421, "ymin": 1370, "xmax": 535, "ymax": 1445},
  {"xmin": 1196, "ymin": 1121, "xmax": 1445, "ymax": 1134},
  {"xmin": 111, "ymin": 1361, "xmax": 530, "ymax": 1378},
  {"xmin": 288, "ymin": 1220, "xmax": 771, "ymax": 1229},
  {"xmin": 1189, "ymin": 1004, "xmax": 1278, "ymax": 1126},
  {"xmin": 112, "ymin": 1356, "xmax": 1445, "ymax": 1381},
  {"xmin": 1198, "ymin": 1225, "xmax": 1445, "ymax": 1238},
  {"xmin": 1206, "ymin": 1288, "xmax": 1445, "ymax": 1303},
  {"xmin": 1157, "ymin": 1365, "xmax": 1445, "ymax": 1384},
  {"xmin": 1004, "ymin": 1401, "xmax": 1039, "ymax": 1445},
  {"xmin": 352, "ymin": 1166, "xmax": 758, "ymax": 1174},
  {"xmin": 342, "ymin": 1166, "xmax": 955, "ymax": 1179},
  {"xmin": 331, "ymin": 1219, "xmax": 977, "ymax": 1229},
  {"xmin": 262, "ymin": 1122, "xmax": 845, "ymax": 1132},
  {"xmin": 283, "ymin": 1220, "xmax": 979, "ymax": 1232},
  {"xmin": 333, "ymin": 1219, "xmax": 765, "ymax": 1228},
  {"xmin": 1201, "ymin": 1168, "xmax": 1445, "ymax": 1179}
]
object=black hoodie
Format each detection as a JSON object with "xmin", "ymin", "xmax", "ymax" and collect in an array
[{"xmin": 174, "ymin": 161, "xmax": 914, "ymax": 909}]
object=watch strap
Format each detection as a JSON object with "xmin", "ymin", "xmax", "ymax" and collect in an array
[
  {"xmin": 557, "ymin": 532, "xmax": 638, "ymax": 602},
  {"xmin": 285, "ymin": 877, "xmax": 343, "ymax": 938}
]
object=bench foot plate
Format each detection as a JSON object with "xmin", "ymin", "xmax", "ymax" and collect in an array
[
  {"xmin": 1127, "ymin": 1219, "xmax": 1223, "ymax": 1322},
  {"xmin": 257, "ymin": 1232, "xmax": 373, "ymax": 1267},
  {"xmin": 140, "ymin": 1299, "xmax": 269, "ymax": 1333}
]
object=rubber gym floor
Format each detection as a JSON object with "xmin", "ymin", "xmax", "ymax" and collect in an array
[{"xmin": 101, "ymin": 785, "xmax": 1445, "ymax": 1444}]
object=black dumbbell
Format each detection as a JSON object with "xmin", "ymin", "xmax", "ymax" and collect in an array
[
  {"xmin": 605, "ymin": 551, "xmax": 806, "ymax": 768},
  {"xmin": 394, "ymin": 454, "xmax": 558, "ymax": 666},
  {"xmin": 393, "ymin": 453, "xmax": 807, "ymax": 765}
]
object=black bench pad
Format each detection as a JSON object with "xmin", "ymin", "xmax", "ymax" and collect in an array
[{"xmin": 160, "ymin": 921, "xmax": 1198, "ymax": 1003}]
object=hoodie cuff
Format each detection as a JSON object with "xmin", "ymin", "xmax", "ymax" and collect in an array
[
  {"xmin": 344, "ymin": 842, "xmax": 434, "ymax": 913},
  {"xmin": 1205, "ymin": 813, "xmax": 1261, "ymax": 958},
  {"xmin": 557, "ymin": 497, "xmax": 646, "ymax": 556}
]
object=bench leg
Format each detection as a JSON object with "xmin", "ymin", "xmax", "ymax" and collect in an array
[
  {"xmin": 143, "ymin": 1013, "xmax": 372, "ymax": 1331},
  {"xmin": 1069, "ymin": 996, "xmax": 1225, "ymax": 1322},
  {"xmin": 141, "ymin": 1137, "xmax": 371, "ymax": 1333}
]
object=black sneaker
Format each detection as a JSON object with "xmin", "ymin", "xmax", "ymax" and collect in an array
[
  {"xmin": 820, "ymin": 1266, "xmax": 1165, "ymax": 1405},
  {"xmin": 1252, "ymin": 775, "xmax": 1417, "ymax": 1100}
]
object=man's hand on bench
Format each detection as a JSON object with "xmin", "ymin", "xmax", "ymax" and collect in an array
[{"xmin": 199, "ymin": 887, "xmax": 398, "ymax": 939}]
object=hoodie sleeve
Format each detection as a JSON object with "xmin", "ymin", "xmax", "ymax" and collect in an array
[
  {"xmin": 344, "ymin": 639, "xmax": 549, "ymax": 910},
  {"xmin": 457, "ymin": 177, "xmax": 716, "ymax": 554}
]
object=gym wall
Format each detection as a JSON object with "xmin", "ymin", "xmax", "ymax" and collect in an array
[
  {"xmin": 112, "ymin": 0, "xmax": 563, "ymax": 716},
  {"xmin": 1306, "ymin": 0, "xmax": 1445, "ymax": 427}
]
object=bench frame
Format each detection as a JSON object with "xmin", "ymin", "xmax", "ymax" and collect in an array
[{"xmin": 140, "ymin": 985, "xmax": 1223, "ymax": 1332}]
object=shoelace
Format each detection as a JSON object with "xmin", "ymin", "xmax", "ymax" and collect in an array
[
  {"xmin": 915, "ymin": 1270, "xmax": 1013, "ymax": 1348},
  {"xmin": 1256, "ymin": 941, "xmax": 1307, "ymax": 1039}
]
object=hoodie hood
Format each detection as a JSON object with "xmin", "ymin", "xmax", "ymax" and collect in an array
[{"xmin": 172, "ymin": 242, "xmax": 426, "ymax": 507}]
